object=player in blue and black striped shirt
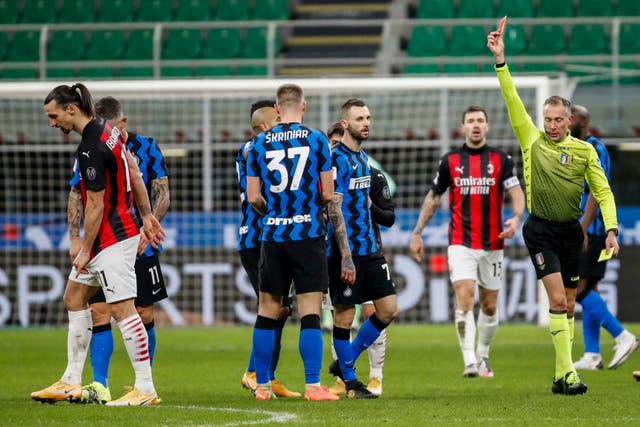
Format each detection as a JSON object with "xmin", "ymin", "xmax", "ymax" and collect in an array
[
  {"xmin": 571, "ymin": 105, "xmax": 638, "ymax": 371},
  {"xmin": 327, "ymin": 99, "xmax": 398, "ymax": 399},
  {"xmin": 246, "ymin": 84, "xmax": 337, "ymax": 401}
]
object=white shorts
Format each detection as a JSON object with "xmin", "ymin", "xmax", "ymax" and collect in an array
[
  {"xmin": 447, "ymin": 245, "xmax": 504, "ymax": 291},
  {"xmin": 69, "ymin": 234, "xmax": 140, "ymax": 304}
]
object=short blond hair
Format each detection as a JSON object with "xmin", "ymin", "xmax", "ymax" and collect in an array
[{"xmin": 276, "ymin": 83, "xmax": 303, "ymax": 108}]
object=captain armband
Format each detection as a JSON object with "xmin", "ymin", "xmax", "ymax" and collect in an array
[{"xmin": 503, "ymin": 176, "xmax": 520, "ymax": 190}]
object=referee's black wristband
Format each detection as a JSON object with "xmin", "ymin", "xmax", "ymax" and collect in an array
[
  {"xmin": 495, "ymin": 62, "xmax": 506, "ymax": 68},
  {"xmin": 606, "ymin": 228, "xmax": 618, "ymax": 236}
]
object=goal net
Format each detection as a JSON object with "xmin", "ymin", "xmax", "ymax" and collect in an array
[{"xmin": 0, "ymin": 75, "xmax": 568, "ymax": 327}]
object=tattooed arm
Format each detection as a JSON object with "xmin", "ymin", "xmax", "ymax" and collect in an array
[
  {"xmin": 150, "ymin": 176, "xmax": 170, "ymax": 222},
  {"xmin": 67, "ymin": 187, "xmax": 83, "ymax": 261},
  {"xmin": 328, "ymin": 193, "xmax": 356, "ymax": 285},
  {"xmin": 410, "ymin": 190, "xmax": 442, "ymax": 262}
]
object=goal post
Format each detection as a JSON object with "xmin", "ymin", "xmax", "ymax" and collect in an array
[{"xmin": 0, "ymin": 75, "xmax": 558, "ymax": 327}]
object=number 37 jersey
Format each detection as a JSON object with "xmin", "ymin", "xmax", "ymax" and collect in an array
[{"xmin": 247, "ymin": 122, "xmax": 332, "ymax": 243}]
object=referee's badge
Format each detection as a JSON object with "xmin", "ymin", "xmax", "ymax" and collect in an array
[
  {"xmin": 343, "ymin": 287, "xmax": 353, "ymax": 297},
  {"xmin": 559, "ymin": 153, "xmax": 570, "ymax": 165}
]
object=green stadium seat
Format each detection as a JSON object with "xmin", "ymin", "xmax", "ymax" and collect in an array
[
  {"xmin": 0, "ymin": 68, "xmax": 39, "ymax": 80},
  {"xmin": 175, "ymin": 0, "xmax": 211, "ymax": 21},
  {"xmin": 407, "ymin": 26, "xmax": 447, "ymax": 57},
  {"xmin": 125, "ymin": 29, "xmax": 154, "ymax": 60},
  {"xmin": 58, "ymin": 0, "xmax": 95, "ymax": 23},
  {"xmin": 496, "ymin": 0, "xmax": 533, "ymax": 18},
  {"xmin": 577, "ymin": 0, "xmax": 612, "ymax": 17},
  {"xmin": 528, "ymin": 25, "xmax": 565, "ymax": 55},
  {"xmin": 136, "ymin": 0, "xmax": 173, "ymax": 22},
  {"xmin": 457, "ymin": 0, "xmax": 494, "ymax": 18},
  {"xmin": 443, "ymin": 63, "xmax": 479, "ymax": 74},
  {"xmin": 0, "ymin": 32, "xmax": 8, "ymax": 60},
  {"xmin": 520, "ymin": 63, "xmax": 560, "ymax": 76},
  {"xmin": 252, "ymin": 0, "xmax": 289, "ymax": 20},
  {"xmin": 48, "ymin": 30, "xmax": 86, "ymax": 62},
  {"xmin": 617, "ymin": 0, "xmax": 640, "ymax": 16},
  {"xmin": 242, "ymin": 27, "xmax": 280, "ymax": 58},
  {"xmin": 215, "ymin": 0, "xmax": 249, "ymax": 21},
  {"xmin": 537, "ymin": 0, "xmax": 573, "ymax": 17},
  {"xmin": 97, "ymin": 0, "xmax": 134, "ymax": 22},
  {"xmin": 620, "ymin": 24, "xmax": 640, "ymax": 55},
  {"xmin": 20, "ymin": 0, "xmax": 57, "ymax": 23},
  {"xmin": 449, "ymin": 26, "xmax": 486, "ymax": 56},
  {"xmin": 163, "ymin": 29, "xmax": 202, "ymax": 60},
  {"xmin": 568, "ymin": 24, "xmax": 607, "ymax": 55},
  {"xmin": 78, "ymin": 68, "xmax": 114, "ymax": 79},
  {"xmin": 236, "ymin": 65, "xmax": 267, "ymax": 76},
  {"xmin": 403, "ymin": 64, "xmax": 439, "ymax": 75},
  {"xmin": 619, "ymin": 62, "xmax": 639, "ymax": 84},
  {"xmin": 6, "ymin": 31, "xmax": 40, "ymax": 61},
  {"xmin": 47, "ymin": 68, "xmax": 77, "ymax": 79},
  {"xmin": 416, "ymin": 0, "xmax": 454, "ymax": 18},
  {"xmin": 503, "ymin": 24, "xmax": 526, "ymax": 55},
  {"xmin": 202, "ymin": 28, "xmax": 242, "ymax": 59},
  {"xmin": 196, "ymin": 66, "xmax": 233, "ymax": 77},
  {"xmin": 119, "ymin": 67, "xmax": 154, "ymax": 78},
  {"xmin": 86, "ymin": 30, "xmax": 125, "ymax": 60},
  {"xmin": 0, "ymin": 0, "xmax": 18, "ymax": 24},
  {"xmin": 161, "ymin": 67, "xmax": 194, "ymax": 78}
]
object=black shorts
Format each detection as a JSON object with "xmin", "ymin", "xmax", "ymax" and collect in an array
[
  {"xmin": 259, "ymin": 237, "xmax": 328, "ymax": 296},
  {"xmin": 522, "ymin": 215, "xmax": 583, "ymax": 289},
  {"xmin": 239, "ymin": 245, "xmax": 292, "ymax": 307},
  {"xmin": 88, "ymin": 254, "xmax": 168, "ymax": 306},
  {"xmin": 578, "ymin": 234, "xmax": 607, "ymax": 282},
  {"xmin": 328, "ymin": 252, "xmax": 396, "ymax": 306}
]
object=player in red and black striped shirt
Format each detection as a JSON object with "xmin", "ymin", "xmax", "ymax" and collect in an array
[
  {"xmin": 410, "ymin": 105, "xmax": 525, "ymax": 378},
  {"xmin": 31, "ymin": 83, "xmax": 164, "ymax": 406}
]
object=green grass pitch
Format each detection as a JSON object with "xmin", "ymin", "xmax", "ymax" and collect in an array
[{"xmin": 1, "ymin": 324, "xmax": 639, "ymax": 426}]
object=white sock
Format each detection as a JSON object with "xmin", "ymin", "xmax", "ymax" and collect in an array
[
  {"xmin": 455, "ymin": 309, "xmax": 477, "ymax": 366},
  {"xmin": 61, "ymin": 309, "xmax": 92, "ymax": 385},
  {"xmin": 476, "ymin": 310, "xmax": 499, "ymax": 359},
  {"xmin": 118, "ymin": 313, "xmax": 155, "ymax": 394},
  {"xmin": 367, "ymin": 328, "xmax": 387, "ymax": 379}
]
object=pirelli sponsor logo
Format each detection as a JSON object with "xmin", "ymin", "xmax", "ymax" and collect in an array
[{"xmin": 349, "ymin": 176, "xmax": 371, "ymax": 190}]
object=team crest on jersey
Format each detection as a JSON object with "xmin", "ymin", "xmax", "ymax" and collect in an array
[
  {"xmin": 487, "ymin": 162, "xmax": 494, "ymax": 174},
  {"xmin": 559, "ymin": 153, "xmax": 570, "ymax": 165},
  {"xmin": 86, "ymin": 167, "xmax": 97, "ymax": 181},
  {"xmin": 535, "ymin": 252, "xmax": 545, "ymax": 270}
]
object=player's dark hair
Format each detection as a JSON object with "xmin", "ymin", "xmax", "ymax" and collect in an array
[
  {"xmin": 544, "ymin": 95, "xmax": 572, "ymax": 115},
  {"xmin": 95, "ymin": 96, "xmax": 123, "ymax": 121},
  {"xmin": 326, "ymin": 122, "xmax": 344, "ymax": 138},
  {"xmin": 44, "ymin": 83, "xmax": 94, "ymax": 117},
  {"xmin": 461, "ymin": 105, "xmax": 488, "ymax": 123},
  {"xmin": 250, "ymin": 99, "xmax": 275, "ymax": 118},
  {"xmin": 276, "ymin": 84, "xmax": 303, "ymax": 108},
  {"xmin": 340, "ymin": 98, "xmax": 366, "ymax": 119}
]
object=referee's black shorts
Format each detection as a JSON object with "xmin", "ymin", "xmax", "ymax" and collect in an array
[{"xmin": 522, "ymin": 215, "xmax": 583, "ymax": 289}]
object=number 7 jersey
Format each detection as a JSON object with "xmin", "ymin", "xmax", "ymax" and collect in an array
[{"xmin": 247, "ymin": 122, "xmax": 332, "ymax": 242}]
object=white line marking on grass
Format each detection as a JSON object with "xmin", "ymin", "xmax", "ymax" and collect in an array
[{"xmin": 164, "ymin": 405, "xmax": 297, "ymax": 426}]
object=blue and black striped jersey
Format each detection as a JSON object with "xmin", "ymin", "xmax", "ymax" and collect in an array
[
  {"xmin": 581, "ymin": 135, "xmax": 611, "ymax": 237},
  {"xmin": 236, "ymin": 138, "xmax": 261, "ymax": 251},
  {"xmin": 70, "ymin": 131, "xmax": 168, "ymax": 257},
  {"xmin": 247, "ymin": 122, "xmax": 332, "ymax": 242},
  {"xmin": 332, "ymin": 143, "xmax": 378, "ymax": 256}
]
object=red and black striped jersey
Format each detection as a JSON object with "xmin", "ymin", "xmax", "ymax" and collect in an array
[
  {"xmin": 75, "ymin": 118, "xmax": 140, "ymax": 257},
  {"xmin": 431, "ymin": 143, "xmax": 520, "ymax": 250}
]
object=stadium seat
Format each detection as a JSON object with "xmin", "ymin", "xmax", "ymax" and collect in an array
[
  {"xmin": 416, "ymin": 0, "xmax": 454, "ymax": 18},
  {"xmin": 175, "ymin": 0, "xmax": 211, "ymax": 21},
  {"xmin": 0, "ymin": 32, "xmax": 7, "ymax": 60},
  {"xmin": 77, "ymin": 68, "xmax": 114, "ymax": 79},
  {"xmin": 202, "ymin": 28, "xmax": 242, "ymax": 59},
  {"xmin": 20, "ymin": 0, "xmax": 56, "ymax": 22},
  {"xmin": 125, "ymin": 29, "xmax": 154, "ymax": 60},
  {"xmin": 577, "ymin": 0, "xmax": 612, "ymax": 16},
  {"xmin": 97, "ymin": 0, "xmax": 134, "ymax": 22},
  {"xmin": 443, "ymin": 63, "xmax": 479, "ymax": 74},
  {"xmin": 537, "ymin": 0, "xmax": 573, "ymax": 17},
  {"xmin": 503, "ymin": 24, "xmax": 526, "ymax": 56},
  {"xmin": 449, "ymin": 26, "xmax": 486, "ymax": 56},
  {"xmin": 620, "ymin": 24, "xmax": 640, "ymax": 55},
  {"xmin": 58, "ymin": 0, "xmax": 95, "ymax": 23},
  {"xmin": 252, "ymin": 0, "xmax": 289, "ymax": 20},
  {"xmin": 236, "ymin": 66, "xmax": 268, "ymax": 76},
  {"xmin": 528, "ymin": 25, "xmax": 565, "ymax": 55},
  {"xmin": 119, "ymin": 67, "xmax": 154, "ymax": 78},
  {"xmin": 0, "ymin": 68, "xmax": 39, "ymax": 80},
  {"xmin": 0, "ymin": 0, "xmax": 18, "ymax": 24},
  {"xmin": 195, "ymin": 66, "xmax": 233, "ymax": 77},
  {"xmin": 521, "ymin": 63, "xmax": 560, "ymax": 74},
  {"xmin": 457, "ymin": 0, "xmax": 494, "ymax": 18},
  {"xmin": 403, "ymin": 63, "xmax": 440, "ymax": 75},
  {"xmin": 163, "ymin": 29, "xmax": 202, "ymax": 60},
  {"xmin": 136, "ymin": 0, "xmax": 173, "ymax": 22},
  {"xmin": 48, "ymin": 30, "xmax": 86, "ymax": 62},
  {"xmin": 215, "ymin": 0, "xmax": 249, "ymax": 21},
  {"xmin": 619, "ymin": 62, "xmax": 639, "ymax": 84},
  {"xmin": 242, "ymin": 27, "xmax": 280, "ymax": 58},
  {"xmin": 161, "ymin": 67, "xmax": 194, "ymax": 78},
  {"xmin": 407, "ymin": 26, "xmax": 447, "ymax": 57},
  {"xmin": 617, "ymin": 0, "xmax": 640, "ymax": 16},
  {"xmin": 47, "ymin": 68, "xmax": 77, "ymax": 79},
  {"xmin": 6, "ymin": 31, "xmax": 40, "ymax": 61},
  {"xmin": 496, "ymin": 0, "xmax": 533, "ymax": 18},
  {"xmin": 86, "ymin": 30, "xmax": 125, "ymax": 60},
  {"xmin": 568, "ymin": 24, "xmax": 607, "ymax": 55}
]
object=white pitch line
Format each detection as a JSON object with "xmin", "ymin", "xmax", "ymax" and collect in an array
[{"xmin": 162, "ymin": 405, "xmax": 298, "ymax": 426}]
